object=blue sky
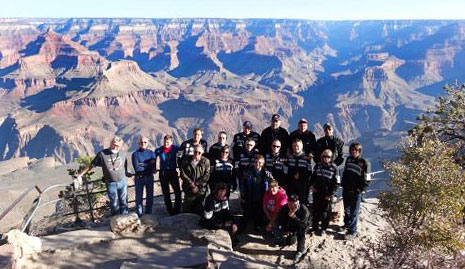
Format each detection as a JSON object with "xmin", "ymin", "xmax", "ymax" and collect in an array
[{"xmin": 4, "ymin": 0, "xmax": 465, "ymax": 20}]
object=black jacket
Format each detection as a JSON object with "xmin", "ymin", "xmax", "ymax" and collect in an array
[
  {"xmin": 310, "ymin": 162, "xmax": 339, "ymax": 197},
  {"xmin": 289, "ymin": 129, "xmax": 317, "ymax": 156},
  {"xmin": 315, "ymin": 135, "xmax": 344, "ymax": 166},
  {"xmin": 260, "ymin": 126, "xmax": 289, "ymax": 155},
  {"xmin": 179, "ymin": 138, "xmax": 208, "ymax": 160},
  {"xmin": 232, "ymin": 131, "xmax": 260, "ymax": 160},
  {"xmin": 342, "ymin": 156, "xmax": 369, "ymax": 192},
  {"xmin": 264, "ymin": 152, "xmax": 287, "ymax": 187},
  {"xmin": 277, "ymin": 203, "xmax": 310, "ymax": 232}
]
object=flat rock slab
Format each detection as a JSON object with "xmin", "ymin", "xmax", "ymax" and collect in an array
[
  {"xmin": 41, "ymin": 227, "xmax": 115, "ymax": 251},
  {"xmin": 120, "ymin": 261, "xmax": 182, "ymax": 269},
  {"xmin": 135, "ymin": 246, "xmax": 208, "ymax": 267},
  {"xmin": 220, "ymin": 256, "xmax": 277, "ymax": 269}
]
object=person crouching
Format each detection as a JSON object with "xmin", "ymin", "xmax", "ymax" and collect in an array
[
  {"xmin": 275, "ymin": 193, "xmax": 310, "ymax": 262},
  {"xmin": 200, "ymin": 182, "xmax": 238, "ymax": 247}
]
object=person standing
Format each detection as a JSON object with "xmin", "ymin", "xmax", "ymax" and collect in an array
[
  {"xmin": 208, "ymin": 131, "xmax": 228, "ymax": 163},
  {"xmin": 276, "ymin": 194, "xmax": 310, "ymax": 262},
  {"xmin": 315, "ymin": 123, "xmax": 344, "ymax": 166},
  {"xmin": 289, "ymin": 118, "xmax": 317, "ymax": 159},
  {"xmin": 131, "ymin": 136, "xmax": 156, "ymax": 216},
  {"xmin": 180, "ymin": 127, "xmax": 208, "ymax": 160},
  {"xmin": 74, "ymin": 136, "xmax": 131, "ymax": 216},
  {"xmin": 155, "ymin": 135, "xmax": 182, "ymax": 215},
  {"xmin": 236, "ymin": 138, "xmax": 259, "ymax": 193},
  {"xmin": 264, "ymin": 140, "xmax": 288, "ymax": 188},
  {"xmin": 342, "ymin": 142, "xmax": 369, "ymax": 239},
  {"xmin": 260, "ymin": 114, "xmax": 289, "ymax": 155},
  {"xmin": 210, "ymin": 145, "xmax": 236, "ymax": 193},
  {"xmin": 232, "ymin": 121, "xmax": 260, "ymax": 162},
  {"xmin": 240, "ymin": 155, "xmax": 273, "ymax": 232},
  {"xmin": 287, "ymin": 139, "xmax": 312, "ymax": 207},
  {"xmin": 180, "ymin": 145, "xmax": 210, "ymax": 215},
  {"xmin": 309, "ymin": 149, "xmax": 339, "ymax": 236}
]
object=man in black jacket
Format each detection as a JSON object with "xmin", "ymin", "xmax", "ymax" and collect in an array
[
  {"xmin": 315, "ymin": 123, "xmax": 344, "ymax": 166},
  {"xmin": 276, "ymin": 194, "xmax": 310, "ymax": 262},
  {"xmin": 264, "ymin": 139, "xmax": 287, "ymax": 188},
  {"xmin": 260, "ymin": 114, "xmax": 289, "ymax": 155},
  {"xmin": 232, "ymin": 121, "xmax": 260, "ymax": 162},
  {"xmin": 342, "ymin": 142, "xmax": 369, "ymax": 239},
  {"xmin": 180, "ymin": 127, "xmax": 208, "ymax": 160},
  {"xmin": 287, "ymin": 139, "xmax": 312, "ymax": 207},
  {"xmin": 208, "ymin": 131, "xmax": 228, "ymax": 163},
  {"xmin": 289, "ymin": 118, "xmax": 317, "ymax": 159}
]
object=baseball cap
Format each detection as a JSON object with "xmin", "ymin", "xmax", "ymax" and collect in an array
[
  {"xmin": 271, "ymin": 114, "xmax": 281, "ymax": 121},
  {"xmin": 323, "ymin": 123, "xmax": 332, "ymax": 129},
  {"xmin": 298, "ymin": 118, "xmax": 308, "ymax": 124},
  {"xmin": 288, "ymin": 193, "xmax": 299, "ymax": 202},
  {"xmin": 243, "ymin": 121, "xmax": 252, "ymax": 128}
]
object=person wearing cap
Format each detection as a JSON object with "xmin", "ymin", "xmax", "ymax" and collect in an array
[
  {"xmin": 200, "ymin": 182, "xmax": 239, "ymax": 247},
  {"xmin": 232, "ymin": 121, "xmax": 260, "ymax": 162},
  {"xmin": 309, "ymin": 149, "xmax": 339, "ymax": 236},
  {"xmin": 208, "ymin": 131, "xmax": 228, "ymax": 163},
  {"xmin": 341, "ymin": 142, "xmax": 369, "ymax": 239},
  {"xmin": 259, "ymin": 114, "xmax": 290, "ymax": 156},
  {"xmin": 315, "ymin": 123, "xmax": 344, "ymax": 166},
  {"xmin": 275, "ymin": 193, "xmax": 310, "ymax": 262},
  {"xmin": 179, "ymin": 144, "xmax": 211, "ymax": 215},
  {"xmin": 131, "ymin": 136, "xmax": 156, "ymax": 216},
  {"xmin": 264, "ymin": 139, "xmax": 288, "ymax": 188},
  {"xmin": 289, "ymin": 118, "xmax": 317, "ymax": 159},
  {"xmin": 263, "ymin": 179, "xmax": 288, "ymax": 233},
  {"xmin": 155, "ymin": 135, "xmax": 182, "ymax": 215},
  {"xmin": 287, "ymin": 139, "xmax": 312, "ymax": 207},
  {"xmin": 209, "ymin": 145, "xmax": 236, "ymax": 193},
  {"xmin": 240, "ymin": 154, "xmax": 274, "ymax": 232},
  {"xmin": 74, "ymin": 136, "xmax": 132, "ymax": 216},
  {"xmin": 179, "ymin": 127, "xmax": 208, "ymax": 160}
]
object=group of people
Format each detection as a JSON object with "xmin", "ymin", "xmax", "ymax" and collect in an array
[{"xmin": 74, "ymin": 113, "xmax": 370, "ymax": 261}]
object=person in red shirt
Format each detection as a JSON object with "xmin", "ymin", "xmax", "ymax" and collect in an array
[{"xmin": 263, "ymin": 179, "xmax": 288, "ymax": 232}]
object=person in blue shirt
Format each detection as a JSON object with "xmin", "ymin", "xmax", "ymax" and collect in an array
[
  {"xmin": 131, "ymin": 136, "xmax": 156, "ymax": 216},
  {"xmin": 155, "ymin": 135, "xmax": 182, "ymax": 215}
]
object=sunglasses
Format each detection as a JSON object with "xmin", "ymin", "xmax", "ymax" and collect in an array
[
  {"xmin": 140, "ymin": 141, "xmax": 148, "ymax": 144},
  {"xmin": 272, "ymin": 145, "xmax": 280, "ymax": 148},
  {"xmin": 194, "ymin": 151, "xmax": 202, "ymax": 154},
  {"xmin": 322, "ymin": 155, "xmax": 332, "ymax": 158},
  {"xmin": 246, "ymin": 144, "xmax": 254, "ymax": 146},
  {"xmin": 222, "ymin": 151, "xmax": 229, "ymax": 154}
]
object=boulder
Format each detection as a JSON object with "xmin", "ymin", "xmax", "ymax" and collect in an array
[
  {"xmin": 110, "ymin": 213, "xmax": 141, "ymax": 233},
  {"xmin": 192, "ymin": 228, "xmax": 232, "ymax": 250},
  {"xmin": 134, "ymin": 246, "xmax": 208, "ymax": 267},
  {"xmin": 41, "ymin": 227, "xmax": 115, "ymax": 251},
  {"xmin": 5, "ymin": 229, "xmax": 42, "ymax": 269},
  {"xmin": 140, "ymin": 214, "xmax": 159, "ymax": 229}
]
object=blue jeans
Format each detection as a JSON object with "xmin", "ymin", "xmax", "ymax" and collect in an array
[
  {"xmin": 135, "ymin": 176, "xmax": 154, "ymax": 216},
  {"xmin": 106, "ymin": 178, "xmax": 128, "ymax": 216},
  {"xmin": 343, "ymin": 190, "xmax": 361, "ymax": 234}
]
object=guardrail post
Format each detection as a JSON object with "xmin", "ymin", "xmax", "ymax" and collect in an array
[
  {"xmin": 84, "ymin": 179, "xmax": 95, "ymax": 222},
  {"xmin": 72, "ymin": 183, "xmax": 81, "ymax": 223}
]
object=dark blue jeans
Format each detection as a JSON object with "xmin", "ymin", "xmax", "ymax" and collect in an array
[
  {"xmin": 343, "ymin": 189, "xmax": 361, "ymax": 234},
  {"xmin": 135, "ymin": 176, "xmax": 154, "ymax": 216},
  {"xmin": 106, "ymin": 178, "xmax": 128, "ymax": 216}
]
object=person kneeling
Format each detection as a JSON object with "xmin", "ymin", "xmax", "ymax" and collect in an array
[
  {"xmin": 200, "ymin": 183, "xmax": 238, "ymax": 247},
  {"xmin": 276, "ymin": 194, "xmax": 310, "ymax": 262}
]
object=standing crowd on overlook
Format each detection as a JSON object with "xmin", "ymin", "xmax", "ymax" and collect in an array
[{"xmin": 74, "ymin": 114, "xmax": 370, "ymax": 262}]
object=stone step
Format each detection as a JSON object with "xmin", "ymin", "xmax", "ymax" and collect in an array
[
  {"xmin": 122, "ymin": 246, "xmax": 208, "ymax": 268},
  {"xmin": 41, "ymin": 227, "xmax": 115, "ymax": 251}
]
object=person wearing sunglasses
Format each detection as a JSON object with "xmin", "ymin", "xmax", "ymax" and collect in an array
[
  {"xmin": 208, "ymin": 131, "xmax": 228, "ymax": 163},
  {"xmin": 236, "ymin": 138, "xmax": 259, "ymax": 194},
  {"xmin": 179, "ymin": 144, "xmax": 210, "ymax": 215},
  {"xmin": 209, "ymin": 145, "xmax": 236, "ymax": 194},
  {"xmin": 287, "ymin": 139, "xmax": 312, "ymax": 207},
  {"xmin": 341, "ymin": 142, "xmax": 369, "ymax": 239},
  {"xmin": 309, "ymin": 149, "xmax": 339, "ymax": 236},
  {"xmin": 131, "ymin": 136, "xmax": 156, "ymax": 216},
  {"xmin": 264, "ymin": 139, "xmax": 287, "ymax": 189}
]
